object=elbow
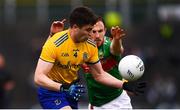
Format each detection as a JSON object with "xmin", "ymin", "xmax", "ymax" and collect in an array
[
  {"xmin": 34, "ymin": 74, "xmax": 42, "ymax": 86},
  {"xmin": 34, "ymin": 77, "xmax": 39, "ymax": 86}
]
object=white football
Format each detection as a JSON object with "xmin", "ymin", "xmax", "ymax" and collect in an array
[{"xmin": 118, "ymin": 55, "xmax": 145, "ymax": 81}]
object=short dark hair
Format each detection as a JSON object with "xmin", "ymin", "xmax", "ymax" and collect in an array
[
  {"xmin": 69, "ymin": 6, "xmax": 98, "ymax": 28},
  {"xmin": 97, "ymin": 16, "xmax": 106, "ymax": 27}
]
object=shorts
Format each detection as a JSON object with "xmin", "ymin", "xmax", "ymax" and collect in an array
[
  {"xmin": 37, "ymin": 87, "xmax": 78, "ymax": 109},
  {"xmin": 89, "ymin": 90, "xmax": 132, "ymax": 110}
]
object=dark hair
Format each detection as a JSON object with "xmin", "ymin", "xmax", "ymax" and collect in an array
[
  {"xmin": 96, "ymin": 16, "xmax": 106, "ymax": 27},
  {"xmin": 69, "ymin": 6, "xmax": 98, "ymax": 28}
]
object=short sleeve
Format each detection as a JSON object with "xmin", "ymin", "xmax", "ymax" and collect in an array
[
  {"xmin": 40, "ymin": 40, "xmax": 56, "ymax": 63},
  {"xmin": 87, "ymin": 46, "xmax": 99, "ymax": 64}
]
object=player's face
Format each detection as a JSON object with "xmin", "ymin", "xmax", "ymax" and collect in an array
[
  {"xmin": 75, "ymin": 25, "xmax": 93, "ymax": 42},
  {"xmin": 90, "ymin": 21, "xmax": 106, "ymax": 47}
]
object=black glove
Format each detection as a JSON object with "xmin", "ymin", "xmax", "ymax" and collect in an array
[
  {"xmin": 122, "ymin": 81, "xmax": 147, "ymax": 95},
  {"xmin": 60, "ymin": 80, "xmax": 85, "ymax": 101}
]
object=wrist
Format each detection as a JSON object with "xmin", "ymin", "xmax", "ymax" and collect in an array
[
  {"xmin": 59, "ymin": 84, "xmax": 64, "ymax": 92},
  {"xmin": 60, "ymin": 84, "xmax": 70, "ymax": 92},
  {"xmin": 122, "ymin": 82, "xmax": 130, "ymax": 91}
]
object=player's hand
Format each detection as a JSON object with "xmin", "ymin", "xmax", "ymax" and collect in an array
[
  {"xmin": 110, "ymin": 26, "xmax": 125, "ymax": 40},
  {"xmin": 68, "ymin": 84, "xmax": 85, "ymax": 101},
  {"xmin": 60, "ymin": 80, "xmax": 85, "ymax": 101},
  {"xmin": 50, "ymin": 19, "xmax": 66, "ymax": 36},
  {"xmin": 122, "ymin": 81, "xmax": 146, "ymax": 95}
]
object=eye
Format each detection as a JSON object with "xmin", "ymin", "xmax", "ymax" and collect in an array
[
  {"xmin": 86, "ymin": 28, "xmax": 92, "ymax": 32},
  {"xmin": 98, "ymin": 30, "xmax": 103, "ymax": 33},
  {"xmin": 92, "ymin": 30, "xmax": 97, "ymax": 33}
]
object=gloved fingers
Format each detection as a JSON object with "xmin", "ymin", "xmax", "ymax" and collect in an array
[
  {"xmin": 70, "ymin": 92, "xmax": 82, "ymax": 101},
  {"xmin": 72, "ymin": 96, "xmax": 79, "ymax": 101},
  {"xmin": 71, "ymin": 92, "xmax": 82, "ymax": 97},
  {"xmin": 78, "ymin": 89, "xmax": 86, "ymax": 93},
  {"xmin": 74, "ymin": 88, "xmax": 86, "ymax": 93},
  {"xmin": 76, "ymin": 84, "xmax": 85, "ymax": 88},
  {"xmin": 135, "ymin": 89, "xmax": 145, "ymax": 96},
  {"xmin": 74, "ymin": 84, "xmax": 86, "ymax": 93},
  {"xmin": 137, "ymin": 83, "xmax": 146, "ymax": 88},
  {"xmin": 134, "ymin": 85, "xmax": 146, "ymax": 95},
  {"xmin": 74, "ymin": 98, "xmax": 79, "ymax": 101},
  {"xmin": 137, "ymin": 82, "xmax": 147, "ymax": 86},
  {"xmin": 137, "ymin": 81, "xmax": 147, "ymax": 88}
]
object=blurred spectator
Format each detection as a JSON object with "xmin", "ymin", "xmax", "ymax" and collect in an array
[
  {"xmin": 146, "ymin": 73, "xmax": 177, "ymax": 108},
  {"xmin": 0, "ymin": 53, "xmax": 15, "ymax": 108}
]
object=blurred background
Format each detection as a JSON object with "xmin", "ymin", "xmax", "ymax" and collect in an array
[{"xmin": 0, "ymin": 0, "xmax": 180, "ymax": 109}]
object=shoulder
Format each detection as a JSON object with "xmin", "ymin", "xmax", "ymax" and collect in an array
[{"xmin": 48, "ymin": 30, "xmax": 69, "ymax": 47}]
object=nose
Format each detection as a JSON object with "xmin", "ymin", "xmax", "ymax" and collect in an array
[{"xmin": 94, "ymin": 32, "xmax": 100, "ymax": 38}]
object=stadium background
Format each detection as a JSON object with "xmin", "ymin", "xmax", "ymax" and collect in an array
[{"xmin": 0, "ymin": 0, "xmax": 180, "ymax": 108}]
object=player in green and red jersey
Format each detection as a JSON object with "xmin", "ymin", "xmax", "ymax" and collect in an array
[{"xmin": 82, "ymin": 17, "xmax": 132, "ymax": 109}]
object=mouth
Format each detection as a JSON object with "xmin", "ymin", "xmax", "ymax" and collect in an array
[{"xmin": 95, "ymin": 39, "xmax": 101, "ymax": 42}]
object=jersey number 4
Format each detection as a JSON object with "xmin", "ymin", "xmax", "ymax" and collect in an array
[
  {"xmin": 74, "ymin": 52, "xmax": 78, "ymax": 57},
  {"xmin": 73, "ymin": 49, "xmax": 79, "ymax": 58}
]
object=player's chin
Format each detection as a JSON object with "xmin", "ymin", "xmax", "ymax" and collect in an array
[{"xmin": 97, "ymin": 42, "xmax": 103, "ymax": 47}]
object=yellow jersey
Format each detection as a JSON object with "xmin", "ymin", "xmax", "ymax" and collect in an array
[{"xmin": 40, "ymin": 29, "xmax": 99, "ymax": 84}]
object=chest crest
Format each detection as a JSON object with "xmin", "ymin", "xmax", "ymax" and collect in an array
[{"xmin": 83, "ymin": 52, "xmax": 89, "ymax": 62}]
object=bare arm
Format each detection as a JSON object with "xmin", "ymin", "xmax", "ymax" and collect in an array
[
  {"xmin": 90, "ymin": 62, "xmax": 123, "ymax": 89},
  {"xmin": 34, "ymin": 59, "xmax": 61, "ymax": 91},
  {"xmin": 110, "ymin": 26, "xmax": 125, "ymax": 55},
  {"xmin": 34, "ymin": 19, "xmax": 66, "ymax": 91},
  {"xmin": 89, "ymin": 62, "xmax": 147, "ymax": 95}
]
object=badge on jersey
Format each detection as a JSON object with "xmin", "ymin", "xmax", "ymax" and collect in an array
[{"xmin": 83, "ymin": 52, "xmax": 89, "ymax": 61}]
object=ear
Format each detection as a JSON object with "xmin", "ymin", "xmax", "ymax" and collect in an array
[
  {"xmin": 104, "ymin": 27, "xmax": 107, "ymax": 34},
  {"xmin": 72, "ymin": 24, "xmax": 78, "ymax": 29}
]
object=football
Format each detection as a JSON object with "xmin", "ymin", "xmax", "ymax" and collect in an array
[{"xmin": 118, "ymin": 55, "xmax": 145, "ymax": 81}]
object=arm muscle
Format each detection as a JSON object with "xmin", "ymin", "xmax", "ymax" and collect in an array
[{"xmin": 34, "ymin": 59, "xmax": 61, "ymax": 91}]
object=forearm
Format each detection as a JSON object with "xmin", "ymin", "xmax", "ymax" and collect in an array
[
  {"xmin": 34, "ymin": 59, "xmax": 61, "ymax": 92},
  {"xmin": 92, "ymin": 70, "xmax": 123, "ymax": 89},
  {"xmin": 110, "ymin": 39, "xmax": 124, "ymax": 55},
  {"xmin": 34, "ymin": 73, "xmax": 61, "ymax": 92},
  {"xmin": 90, "ymin": 62, "xmax": 147, "ymax": 95}
]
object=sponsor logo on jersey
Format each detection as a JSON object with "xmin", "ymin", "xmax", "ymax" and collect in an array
[
  {"xmin": 61, "ymin": 53, "xmax": 69, "ymax": 57},
  {"xmin": 56, "ymin": 61, "xmax": 80, "ymax": 70}
]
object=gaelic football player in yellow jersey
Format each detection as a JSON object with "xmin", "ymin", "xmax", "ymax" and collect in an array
[{"xmin": 34, "ymin": 6, "xmax": 146, "ymax": 109}]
